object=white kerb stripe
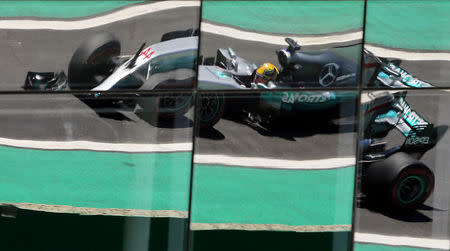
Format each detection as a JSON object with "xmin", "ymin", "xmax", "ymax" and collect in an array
[
  {"xmin": 190, "ymin": 223, "xmax": 351, "ymax": 232},
  {"xmin": 0, "ymin": 1, "xmax": 200, "ymax": 30},
  {"xmin": 0, "ymin": 137, "xmax": 192, "ymax": 153},
  {"xmin": 194, "ymin": 154, "xmax": 355, "ymax": 169},
  {"xmin": 201, "ymin": 22, "xmax": 363, "ymax": 46},
  {"xmin": 366, "ymin": 44, "xmax": 450, "ymax": 61},
  {"xmin": 355, "ymin": 232, "xmax": 450, "ymax": 250},
  {"xmin": 202, "ymin": 22, "xmax": 450, "ymax": 61}
]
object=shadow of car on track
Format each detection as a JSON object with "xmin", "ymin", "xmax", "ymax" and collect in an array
[
  {"xmin": 197, "ymin": 126, "xmax": 225, "ymax": 140},
  {"xmin": 94, "ymin": 109, "xmax": 134, "ymax": 122},
  {"xmin": 197, "ymin": 110, "xmax": 356, "ymax": 141},
  {"xmin": 243, "ymin": 116, "xmax": 356, "ymax": 141},
  {"xmin": 79, "ymin": 98, "xmax": 194, "ymax": 129},
  {"xmin": 135, "ymin": 109, "xmax": 193, "ymax": 129},
  {"xmin": 357, "ymin": 198, "xmax": 440, "ymax": 223}
]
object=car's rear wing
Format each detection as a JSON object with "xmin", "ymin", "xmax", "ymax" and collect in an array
[
  {"xmin": 372, "ymin": 93, "xmax": 437, "ymax": 152},
  {"xmin": 361, "ymin": 91, "xmax": 442, "ymax": 159}
]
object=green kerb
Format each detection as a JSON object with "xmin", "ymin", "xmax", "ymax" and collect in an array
[{"xmin": 0, "ymin": 146, "xmax": 192, "ymax": 211}]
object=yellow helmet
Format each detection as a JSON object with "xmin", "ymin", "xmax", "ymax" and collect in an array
[{"xmin": 254, "ymin": 63, "xmax": 279, "ymax": 84}]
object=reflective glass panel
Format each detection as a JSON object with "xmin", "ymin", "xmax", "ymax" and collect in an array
[
  {"xmin": 355, "ymin": 90, "xmax": 450, "ymax": 251},
  {"xmin": 198, "ymin": 0, "xmax": 364, "ymax": 90},
  {"xmin": 363, "ymin": 0, "xmax": 450, "ymax": 88},
  {"xmin": 0, "ymin": 93, "xmax": 194, "ymax": 251},
  {"xmin": 0, "ymin": 1, "xmax": 200, "ymax": 91},
  {"xmin": 190, "ymin": 90, "xmax": 358, "ymax": 250}
]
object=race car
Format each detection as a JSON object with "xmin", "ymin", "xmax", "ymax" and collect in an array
[
  {"xmin": 196, "ymin": 37, "xmax": 437, "ymax": 130},
  {"xmin": 198, "ymin": 38, "xmax": 358, "ymax": 89},
  {"xmin": 23, "ymin": 30, "xmax": 223, "ymax": 128},
  {"xmin": 198, "ymin": 37, "xmax": 435, "ymax": 90}
]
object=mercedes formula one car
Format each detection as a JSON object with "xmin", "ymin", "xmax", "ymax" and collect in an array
[
  {"xmin": 198, "ymin": 37, "xmax": 435, "ymax": 90},
  {"xmin": 23, "ymin": 30, "xmax": 223, "ymax": 128},
  {"xmin": 196, "ymin": 36, "xmax": 437, "ymax": 131},
  {"xmin": 198, "ymin": 38, "xmax": 358, "ymax": 89}
]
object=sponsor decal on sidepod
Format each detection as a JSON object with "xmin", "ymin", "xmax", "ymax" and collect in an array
[{"xmin": 281, "ymin": 92, "xmax": 335, "ymax": 104}]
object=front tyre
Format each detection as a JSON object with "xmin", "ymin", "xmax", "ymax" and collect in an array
[{"xmin": 68, "ymin": 33, "xmax": 121, "ymax": 90}]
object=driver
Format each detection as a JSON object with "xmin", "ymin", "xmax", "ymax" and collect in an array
[{"xmin": 252, "ymin": 63, "xmax": 279, "ymax": 89}]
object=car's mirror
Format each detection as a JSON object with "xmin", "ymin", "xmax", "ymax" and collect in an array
[
  {"xmin": 228, "ymin": 48, "xmax": 237, "ymax": 59},
  {"xmin": 285, "ymin": 38, "xmax": 301, "ymax": 52},
  {"xmin": 226, "ymin": 58, "xmax": 238, "ymax": 71}
]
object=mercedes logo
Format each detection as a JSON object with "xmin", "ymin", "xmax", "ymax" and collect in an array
[{"xmin": 319, "ymin": 63, "xmax": 339, "ymax": 87}]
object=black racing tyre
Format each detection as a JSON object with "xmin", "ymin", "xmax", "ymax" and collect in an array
[
  {"xmin": 138, "ymin": 94, "xmax": 193, "ymax": 120},
  {"xmin": 68, "ymin": 33, "xmax": 121, "ymax": 90},
  {"xmin": 197, "ymin": 94, "xmax": 224, "ymax": 128},
  {"xmin": 364, "ymin": 152, "xmax": 434, "ymax": 210}
]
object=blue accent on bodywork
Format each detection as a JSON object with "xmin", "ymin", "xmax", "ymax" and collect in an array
[
  {"xmin": 215, "ymin": 70, "xmax": 230, "ymax": 79},
  {"xmin": 376, "ymin": 110, "xmax": 398, "ymax": 120},
  {"xmin": 378, "ymin": 71, "xmax": 390, "ymax": 79}
]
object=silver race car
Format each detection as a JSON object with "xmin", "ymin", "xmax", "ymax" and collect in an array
[{"xmin": 24, "ymin": 30, "xmax": 223, "ymax": 128}]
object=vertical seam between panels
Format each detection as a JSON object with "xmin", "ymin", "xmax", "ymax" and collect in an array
[
  {"xmin": 351, "ymin": 0, "xmax": 368, "ymax": 251},
  {"xmin": 186, "ymin": 0, "xmax": 203, "ymax": 250}
]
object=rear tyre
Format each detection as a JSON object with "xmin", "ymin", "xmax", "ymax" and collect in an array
[
  {"xmin": 197, "ymin": 94, "xmax": 225, "ymax": 129},
  {"xmin": 68, "ymin": 33, "xmax": 121, "ymax": 90},
  {"xmin": 198, "ymin": 94, "xmax": 224, "ymax": 128},
  {"xmin": 138, "ymin": 94, "xmax": 193, "ymax": 120},
  {"xmin": 364, "ymin": 152, "xmax": 434, "ymax": 210}
]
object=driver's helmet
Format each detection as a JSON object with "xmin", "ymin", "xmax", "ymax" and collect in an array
[{"xmin": 253, "ymin": 63, "xmax": 279, "ymax": 85}]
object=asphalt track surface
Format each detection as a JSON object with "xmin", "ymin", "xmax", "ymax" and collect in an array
[
  {"xmin": 196, "ymin": 106, "xmax": 357, "ymax": 161},
  {"xmin": 0, "ymin": 6, "xmax": 199, "ymax": 89},
  {"xmin": 355, "ymin": 90, "xmax": 450, "ymax": 241},
  {"xmin": 0, "ymin": 94, "xmax": 193, "ymax": 144}
]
